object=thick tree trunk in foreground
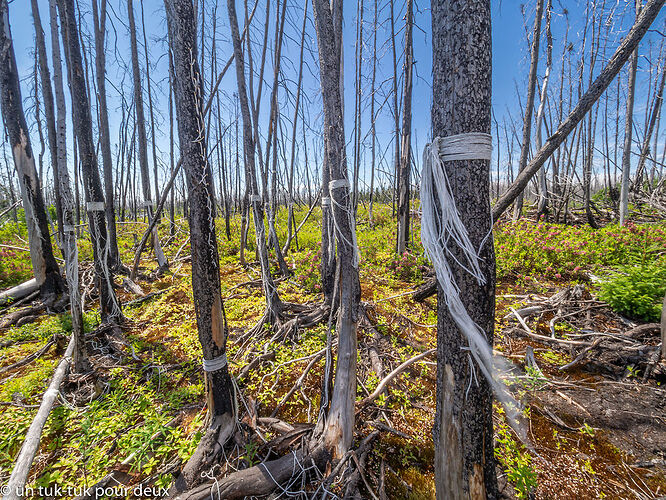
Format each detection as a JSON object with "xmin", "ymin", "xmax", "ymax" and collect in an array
[
  {"xmin": 492, "ymin": 0, "xmax": 666, "ymax": 221},
  {"xmin": 0, "ymin": 0, "xmax": 64, "ymax": 300},
  {"xmin": 165, "ymin": 0, "xmax": 235, "ymax": 490},
  {"xmin": 57, "ymin": 0, "xmax": 121, "ymax": 325},
  {"xmin": 431, "ymin": 0, "xmax": 498, "ymax": 498},
  {"xmin": 396, "ymin": 0, "xmax": 413, "ymax": 254},
  {"xmin": 312, "ymin": 0, "xmax": 362, "ymax": 460}
]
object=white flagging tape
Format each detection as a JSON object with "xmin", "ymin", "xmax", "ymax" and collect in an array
[
  {"xmin": 86, "ymin": 201, "xmax": 105, "ymax": 212},
  {"xmin": 141, "ymin": 200, "xmax": 154, "ymax": 208},
  {"xmin": 328, "ymin": 178, "xmax": 359, "ymax": 268},
  {"xmin": 420, "ymin": 133, "xmax": 525, "ymax": 441},
  {"xmin": 321, "ymin": 196, "xmax": 331, "ymax": 207},
  {"xmin": 202, "ymin": 352, "xmax": 228, "ymax": 372},
  {"xmin": 249, "ymin": 194, "xmax": 262, "ymax": 203},
  {"xmin": 63, "ymin": 225, "xmax": 76, "ymax": 233}
]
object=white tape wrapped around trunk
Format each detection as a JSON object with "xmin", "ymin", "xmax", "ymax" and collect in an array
[
  {"xmin": 202, "ymin": 352, "xmax": 228, "ymax": 372},
  {"xmin": 420, "ymin": 133, "xmax": 524, "ymax": 439}
]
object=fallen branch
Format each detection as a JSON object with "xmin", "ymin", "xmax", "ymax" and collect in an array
[
  {"xmin": 3, "ymin": 335, "xmax": 75, "ymax": 500},
  {"xmin": 0, "ymin": 336, "xmax": 59, "ymax": 374},
  {"xmin": 358, "ymin": 349, "xmax": 435, "ymax": 407}
]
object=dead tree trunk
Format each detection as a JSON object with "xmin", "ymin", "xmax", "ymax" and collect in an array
[
  {"xmin": 535, "ymin": 0, "xmax": 553, "ymax": 219},
  {"xmin": 492, "ymin": 0, "xmax": 666, "ymax": 221},
  {"xmin": 164, "ymin": 0, "xmax": 235, "ymax": 490},
  {"xmin": 91, "ymin": 0, "xmax": 122, "ymax": 271},
  {"xmin": 396, "ymin": 0, "xmax": 413, "ymax": 254},
  {"xmin": 0, "ymin": 0, "xmax": 64, "ymax": 301},
  {"xmin": 431, "ymin": 0, "xmax": 498, "ymax": 497},
  {"xmin": 312, "ymin": 0, "xmax": 362, "ymax": 460},
  {"xmin": 31, "ymin": 0, "xmax": 86, "ymax": 371},
  {"xmin": 128, "ymin": 0, "xmax": 168, "ymax": 271},
  {"xmin": 513, "ymin": 0, "xmax": 544, "ymax": 220},
  {"xmin": 57, "ymin": 0, "xmax": 122, "ymax": 325},
  {"xmin": 619, "ymin": 5, "xmax": 639, "ymax": 227},
  {"xmin": 31, "ymin": 0, "xmax": 64, "ymax": 247},
  {"xmin": 227, "ymin": 0, "xmax": 284, "ymax": 324}
]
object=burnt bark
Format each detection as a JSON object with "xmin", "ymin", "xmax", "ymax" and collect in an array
[
  {"xmin": 312, "ymin": 0, "xmax": 362, "ymax": 460},
  {"xmin": 57, "ymin": 0, "xmax": 121, "ymax": 324},
  {"xmin": 0, "ymin": 0, "xmax": 64, "ymax": 300},
  {"xmin": 164, "ymin": 0, "xmax": 235, "ymax": 490},
  {"xmin": 91, "ymin": 0, "xmax": 122, "ymax": 271},
  {"xmin": 431, "ymin": 0, "xmax": 498, "ymax": 497},
  {"xmin": 396, "ymin": 0, "xmax": 413, "ymax": 254}
]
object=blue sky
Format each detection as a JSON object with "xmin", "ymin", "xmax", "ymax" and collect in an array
[{"xmin": 3, "ymin": 0, "xmax": 665, "ymax": 199}]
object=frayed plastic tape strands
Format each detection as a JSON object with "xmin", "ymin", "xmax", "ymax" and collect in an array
[{"xmin": 420, "ymin": 132, "xmax": 525, "ymax": 440}]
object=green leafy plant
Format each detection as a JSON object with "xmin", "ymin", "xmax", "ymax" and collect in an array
[{"xmin": 598, "ymin": 262, "xmax": 666, "ymax": 322}]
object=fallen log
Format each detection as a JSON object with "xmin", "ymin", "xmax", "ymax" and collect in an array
[
  {"xmin": 3, "ymin": 335, "xmax": 75, "ymax": 500},
  {"xmin": 172, "ymin": 447, "xmax": 330, "ymax": 500},
  {"xmin": 0, "ymin": 279, "xmax": 39, "ymax": 307},
  {"xmin": 412, "ymin": 277, "xmax": 436, "ymax": 302}
]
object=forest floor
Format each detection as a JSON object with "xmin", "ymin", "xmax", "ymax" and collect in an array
[{"xmin": 0, "ymin": 203, "xmax": 665, "ymax": 499}]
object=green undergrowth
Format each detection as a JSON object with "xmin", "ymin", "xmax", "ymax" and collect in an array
[{"xmin": 1, "ymin": 204, "xmax": 664, "ymax": 497}]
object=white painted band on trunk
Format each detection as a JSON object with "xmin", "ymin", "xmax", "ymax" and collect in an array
[
  {"xmin": 249, "ymin": 194, "xmax": 262, "ymax": 202},
  {"xmin": 329, "ymin": 179, "xmax": 349, "ymax": 190},
  {"xmin": 86, "ymin": 201, "xmax": 105, "ymax": 211},
  {"xmin": 202, "ymin": 353, "xmax": 228, "ymax": 372},
  {"xmin": 63, "ymin": 225, "xmax": 76, "ymax": 233},
  {"xmin": 434, "ymin": 132, "xmax": 492, "ymax": 162}
]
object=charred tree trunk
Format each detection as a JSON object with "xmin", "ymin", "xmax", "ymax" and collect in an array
[
  {"xmin": 396, "ymin": 0, "xmax": 413, "ymax": 253},
  {"xmin": 91, "ymin": 0, "xmax": 122, "ymax": 271},
  {"xmin": 31, "ymin": 0, "xmax": 64, "ymax": 247},
  {"xmin": 31, "ymin": 0, "xmax": 86, "ymax": 370},
  {"xmin": 431, "ymin": 0, "xmax": 498, "ymax": 497},
  {"xmin": 128, "ymin": 0, "xmax": 168, "ymax": 271},
  {"xmin": 620, "ymin": 4, "xmax": 641, "ymax": 226},
  {"xmin": 164, "ymin": 0, "xmax": 235, "ymax": 490},
  {"xmin": 312, "ymin": 0, "xmax": 362, "ymax": 460},
  {"xmin": 57, "ymin": 0, "xmax": 122, "ymax": 325},
  {"xmin": 227, "ymin": 0, "xmax": 284, "ymax": 323},
  {"xmin": 0, "ymin": 0, "xmax": 64, "ymax": 300},
  {"xmin": 513, "ymin": 0, "xmax": 543, "ymax": 220}
]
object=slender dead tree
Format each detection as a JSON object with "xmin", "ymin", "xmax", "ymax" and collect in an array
[
  {"xmin": 535, "ymin": 0, "xmax": 553, "ymax": 219},
  {"xmin": 312, "ymin": 0, "xmax": 362, "ymax": 460},
  {"xmin": 228, "ymin": 0, "xmax": 284, "ymax": 326},
  {"xmin": 396, "ymin": 0, "xmax": 413, "ymax": 253},
  {"xmin": 128, "ymin": 0, "xmax": 168, "ymax": 271},
  {"xmin": 57, "ymin": 0, "xmax": 122, "ymax": 325},
  {"xmin": 513, "ymin": 0, "xmax": 544, "ymax": 220},
  {"xmin": 620, "ymin": 4, "xmax": 639, "ymax": 227},
  {"xmin": 30, "ymin": 0, "xmax": 86, "ymax": 370},
  {"xmin": 493, "ymin": 0, "xmax": 666, "ymax": 220},
  {"xmin": 91, "ymin": 0, "xmax": 122, "ymax": 271},
  {"xmin": 0, "ymin": 0, "xmax": 64, "ymax": 301},
  {"xmin": 430, "ymin": 0, "xmax": 497, "ymax": 496},
  {"xmin": 164, "ymin": 0, "xmax": 235, "ymax": 490},
  {"xmin": 31, "ymin": 0, "xmax": 64, "ymax": 247}
]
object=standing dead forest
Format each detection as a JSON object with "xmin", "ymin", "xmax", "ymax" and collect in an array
[{"xmin": 0, "ymin": 0, "xmax": 666, "ymax": 498}]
